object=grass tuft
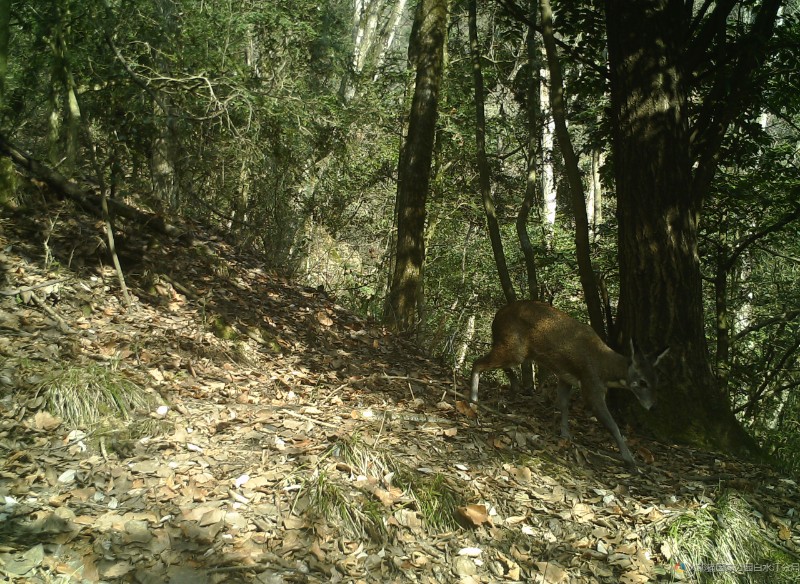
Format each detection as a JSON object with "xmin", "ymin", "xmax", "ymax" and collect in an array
[
  {"xmin": 309, "ymin": 434, "xmax": 462, "ymax": 538},
  {"xmin": 36, "ymin": 362, "xmax": 161, "ymax": 435},
  {"xmin": 663, "ymin": 492, "xmax": 796, "ymax": 583}
]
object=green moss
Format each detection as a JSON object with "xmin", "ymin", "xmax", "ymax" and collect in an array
[{"xmin": 210, "ymin": 316, "xmax": 239, "ymax": 340}]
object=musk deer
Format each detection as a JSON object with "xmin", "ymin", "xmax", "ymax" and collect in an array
[{"xmin": 470, "ymin": 300, "xmax": 669, "ymax": 467}]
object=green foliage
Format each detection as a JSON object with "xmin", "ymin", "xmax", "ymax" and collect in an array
[
  {"xmin": 3, "ymin": 0, "xmax": 405, "ymax": 275},
  {"xmin": 392, "ymin": 468, "xmax": 461, "ymax": 532},
  {"xmin": 701, "ymin": 83, "xmax": 800, "ymax": 470},
  {"xmin": 209, "ymin": 315, "xmax": 239, "ymax": 341}
]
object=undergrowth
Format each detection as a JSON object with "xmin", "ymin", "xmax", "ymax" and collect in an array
[{"xmin": 662, "ymin": 492, "xmax": 796, "ymax": 583}]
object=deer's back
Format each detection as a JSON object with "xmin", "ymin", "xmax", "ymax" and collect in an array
[{"xmin": 492, "ymin": 301, "xmax": 617, "ymax": 381}]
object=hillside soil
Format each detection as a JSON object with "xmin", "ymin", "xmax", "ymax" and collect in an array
[{"xmin": 0, "ymin": 202, "xmax": 798, "ymax": 583}]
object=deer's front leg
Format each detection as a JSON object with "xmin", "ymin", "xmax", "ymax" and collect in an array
[{"xmin": 587, "ymin": 390, "xmax": 636, "ymax": 467}]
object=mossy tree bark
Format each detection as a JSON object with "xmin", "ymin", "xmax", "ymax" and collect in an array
[
  {"xmin": 386, "ymin": 0, "xmax": 448, "ymax": 332},
  {"xmin": 605, "ymin": 0, "xmax": 780, "ymax": 455}
]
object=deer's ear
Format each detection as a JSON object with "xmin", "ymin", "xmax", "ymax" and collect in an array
[
  {"xmin": 653, "ymin": 347, "xmax": 670, "ymax": 366},
  {"xmin": 629, "ymin": 338, "xmax": 646, "ymax": 359}
]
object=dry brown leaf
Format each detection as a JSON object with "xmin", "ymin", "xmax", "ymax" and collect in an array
[
  {"xmin": 636, "ymin": 446, "xmax": 655, "ymax": 464},
  {"xmin": 572, "ymin": 502, "xmax": 595, "ymax": 523},
  {"xmin": 80, "ymin": 553, "xmax": 99, "ymax": 581},
  {"xmin": 283, "ymin": 515, "xmax": 306, "ymax": 529},
  {"xmin": 281, "ymin": 529, "xmax": 308, "ymax": 552},
  {"xmin": 509, "ymin": 465, "xmax": 532, "ymax": 483},
  {"xmin": 199, "ymin": 508, "xmax": 226, "ymax": 527},
  {"xmin": 491, "ymin": 435, "xmax": 510, "ymax": 449},
  {"xmin": 124, "ymin": 520, "xmax": 152, "ymax": 544},
  {"xmin": 99, "ymin": 561, "xmax": 133, "ymax": 579},
  {"xmin": 455, "ymin": 400, "xmax": 477, "ymax": 418},
  {"xmin": 182, "ymin": 520, "xmax": 223, "ymax": 543},
  {"xmin": 616, "ymin": 543, "xmax": 638, "ymax": 554},
  {"xmin": 370, "ymin": 486, "xmax": 403, "ymax": 507},
  {"xmin": 394, "ymin": 508, "xmax": 423, "ymax": 531},
  {"xmin": 636, "ymin": 549, "xmax": 654, "ymax": 569},
  {"xmin": 535, "ymin": 561, "xmax": 568, "ymax": 583},
  {"xmin": 3, "ymin": 198, "xmax": 796, "ymax": 584},
  {"xmin": 453, "ymin": 555, "xmax": 477, "ymax": 577},
  {"xmin": 33, "ymin": 411, "xmax": 61, "ymax": 431},
  {"xmin": 456, "ymin": 504, "xmax": 493, "ymax": 527},
  {"xmin": 309, "ymin": 539, "xmax": 326, "ymax": 562},
  {"xmin": 659, "ymin": 541, "xmax": 674, "ymax": 560}
]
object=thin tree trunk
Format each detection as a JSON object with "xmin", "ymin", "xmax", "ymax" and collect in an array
[
  {"xmin": 469, "ymin": 0, "xmax": 515, "ymax": 304},
  {"xmin": 539, "ymin": 45, "xmax": 556, "ymax": 245},
  {"xmin": 64, "ymin": 71, "xmax": 81, "ymax": 175},
  {"xmin": 589, "ymin": 149, "xmax": 603, "ymax": 239},
  {"xmin": 517, "ymin": 0, "xmax": 541, "ymax": 302},
  {"xmin": 539, "ymin": 0, "xmax": 604, "ymax": 337},
  {"xmin": 42, "ymin": 1, "xmax": 82, "ymax": 175},
  {"xmin": 457, "ymin": 314, "xmax": 476, "ymax": 371},
  {"xmin": 91, "ymin": 143, "xmax": 132, "ymax": 309},
  {"xmin": 0, "ymin": 0, "xmax": 8, "ymax": 101},
  {"xmin": 714, "ymin": 211, "xmax": 731, "ymax": 392},
  {"xmin": 47, "ymin": 4, "xmax": 66, "ymax": 169},
  {"xmin": 150, "ymin": 0, "xmax": 180, "ymax": 209}
]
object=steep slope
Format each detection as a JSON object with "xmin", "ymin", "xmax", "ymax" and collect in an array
[{"xmin": 0, "ymin": 202, "xmax": 797, "ymax": 583}]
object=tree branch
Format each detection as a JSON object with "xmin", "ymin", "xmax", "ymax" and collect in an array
[
  {"xmin": 690, "ymin": 0, "xmax": 782, "ymax": 200},
  {"xmin": 719, "ymin": 202, "xmax": 800, "ymax": 273},
  {"xmin": 686, "ymin": 0, "xmax": 738, "ymax": 74},
  {"xmin": 496, "ymin": 0, "xmax": 608, "ymax": 78},
  {"xmin": 0, "ymin": 133, "xmax": 182, "ymax": 239},
  {"xmin": 733, "ymin": 310, "xmax": 800, "ymax": 343}
]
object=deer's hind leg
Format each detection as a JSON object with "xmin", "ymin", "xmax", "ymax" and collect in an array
[{"xmin": 557, "ymin": 379, "xmax": 574, "ymax": 439}]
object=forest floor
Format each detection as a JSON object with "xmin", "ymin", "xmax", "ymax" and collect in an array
[{"xmin": 0, "ymin": 201, "xmax": 798, "ymax": 584}]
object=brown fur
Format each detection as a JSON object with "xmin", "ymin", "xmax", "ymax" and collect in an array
[{"xmin": 470, "ymin": 301, "xmax": 668, "ymax": 467}]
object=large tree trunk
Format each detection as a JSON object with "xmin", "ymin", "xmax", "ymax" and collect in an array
[
  {"xmin": 605, "ymin": 0, "xmax": 757, "ymax": 454},
  {"xmin": 386, "ymin": 0, "xmax": 448, "ymax": 332}
]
